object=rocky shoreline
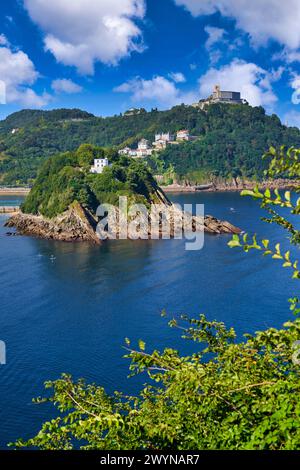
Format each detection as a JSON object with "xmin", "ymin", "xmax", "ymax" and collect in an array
[
  {"xmin": 162, "ymin": 178, "xmax": 299, "ymax": 193},
  {"xmin": 5, "ymin": 202, "xmax": 241, "ymax": 243},
  {"xmin": 5, "ymin": 203, "xmax": 100, "ymax": 244}
]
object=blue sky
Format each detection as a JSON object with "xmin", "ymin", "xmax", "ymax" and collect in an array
[{"xmin": 1, "ymin": 0, "xmax": 300, "ymax": 125}]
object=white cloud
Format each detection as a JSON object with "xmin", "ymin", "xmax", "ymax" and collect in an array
[
  {"xmin": 283, "ymin": 110, "xmax": 300, "ymax": 128},
  {"xmin": 204, "ymin": 26, "xmax": 226, "ymax": 64},
  {"xmin": 0, "ymin": 44, "xmax": 50, "ymax": 107},
  {"xmin": 273, "ymin": 48, "xmax": 300, "ymax": 65},
  {"xmin": 204, "ymin": 26, "xmax": 226, "ymax": 50},
  {"xmin": 169, "ymin": 72, "xmax": 186, "ymax": 83},
  {"xmin": 52, "ymin": 79, "xmax": 82, "ymax": 94},
  {"xmin": 115, "ymin": 75, "xmax": 197, "ymax": 108},
  {"xmin": 175, "ymin": 0, "xmax": 300, "ymax": 50},
  {"xmin": 0, "ymin": 34, "xmax": 9, "ymax": 46},
  {"xmin": 24, "ymin": 0, "xmax": 146, "ymax": 75},
  {"xmin": 198, "ymin": 59, "xmax": 277, "ymax": 108},
  {"xmin": 290, "ymin": 73, "xmax": 300, "ymax": 104}
]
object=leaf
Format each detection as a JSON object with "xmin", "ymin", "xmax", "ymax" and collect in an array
[
  {"xmin": 262, "ymin": 239, "xmax": 270, "ymax": 249},
  {"xmin": 241, "ymin": 190, "xmax": 255, "ymax": 197},
  {"xmin": 264, "ymin": 188, "xmax": 271, "ymax": 198},
  {"xmin": 228, "ymin": 240, "xmax": 241, "ymax": 248}
]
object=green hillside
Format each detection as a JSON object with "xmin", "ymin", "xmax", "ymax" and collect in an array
[{"xmin": 1, "ymin": 104, "xmax": 300, "ymax": 185}]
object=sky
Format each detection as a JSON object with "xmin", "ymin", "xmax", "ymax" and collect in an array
[{"xmin": 1, "ymin": 0, "xmax": 300, "ymax": 125}]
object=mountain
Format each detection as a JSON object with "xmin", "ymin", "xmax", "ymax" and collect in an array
[{"xmin": 0, "ymin": 104, "xmax": 300, "ymax": 185}]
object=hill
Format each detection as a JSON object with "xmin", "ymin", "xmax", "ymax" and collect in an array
[{"xmin": 1, "ymin": 104, "xmax": 300, "ymax": 185}]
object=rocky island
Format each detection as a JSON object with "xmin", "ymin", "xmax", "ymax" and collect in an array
[{"xmin": 5, "ymin": 144, "xmax": 240, "ymax": 243}]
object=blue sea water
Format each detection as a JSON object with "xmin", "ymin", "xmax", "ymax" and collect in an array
[
  {"xmin": 0, "ymin": 195, "xmax": 24, "ymax": 206},
  {"xmin": 0, "ymin": 192, "xmax": 298, "ymax": 448}
]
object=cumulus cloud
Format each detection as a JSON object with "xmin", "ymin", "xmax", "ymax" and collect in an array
[
  {"xmin": 24, "ymin": 0, "xmax": 146, "ymax": 74},
  {"xmin": 198, "ymin": 60, "xmax": 278, "ymax": 108},
  {"xmin": 204, "ymin": 26, "xmax": 226, "ymax": 64},
  {"xmin": 0, "ymin": 44, "xmax": 50, "ymax": 107},
  {"xmin": 168, "ymin": 72, "xmax": 186, "ymax": 83},
  {"xmin": 52, "ymin": 79, "xmax": 82, "ymax": 94},
  {"xmin": 290, "ymin": 74, "xmax": 300, "ymax": 104},
  {"xmin": 0, "ymin": 34, "xmax": 9, "ymax": 46},
  {"xmin": 283, "ymin": 110, "xmax": 300, "ymax": 128},
  {"xmin": 273, "ymin": 48, "xmax": 300, "ymax": 65},
  {"xmin": 115, "ymin": 75, "xmax": 197, "ymax": 108},
  {"xmin": 204, "ymin": 26, "xmax": 226, "ymax": 50},
  {"xmin": 175, "ymin": 0, "xmax": 300, "ymax": 49}
]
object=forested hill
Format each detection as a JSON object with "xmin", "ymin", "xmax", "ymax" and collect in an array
[{"xmin": 1, "ymin": 103, "xmax": 300, "ymax": 185}]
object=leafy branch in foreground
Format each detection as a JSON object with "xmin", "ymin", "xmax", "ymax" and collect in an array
[
  {"xmin": 12, "ymin": 146, "xmax": 300, "ymax": 450},
  {"xmin": 228, "ymin": 147, "xmax": 300, "ymax": 277},
  {"xmin": 12, "ymin": 314, "xmax": 300, "ymax": 450}
]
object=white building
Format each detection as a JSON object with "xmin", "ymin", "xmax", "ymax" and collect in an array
[
  {"xmin": 193, "ymin": 85, "xmax": 248, "ymax": 109},
  {"xmin": 155, "ymin": 132, "xmax": 175, "ymax": 143},
  {"xmin": 90, "ymin": 158, "xmax": 110, "ymax": 174},
  {"xmin": 138, "ymin": 139, "xmax": 150, "ymax": 150},
  {"xmin": 118, "ymin": 147, "xmax": 131, "ymax": 156},
  {"xmin": 177, "ymin": 129, "xmax": 190, "ymax": 141},
  {"xmin": 153, "ymin": 139, "xmax": 167, "ymax": 151}
]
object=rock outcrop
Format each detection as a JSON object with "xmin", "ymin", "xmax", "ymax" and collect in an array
[
  {"xmin": 5, "ymin": 202, "xmax": 100, "ymax": 244},
  {"xmin": 5, "ymin": 200, "xmax": 240, "ymax": 243}
]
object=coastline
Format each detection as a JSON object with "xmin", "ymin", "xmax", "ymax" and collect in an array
[
  {"xmin": 0, "ymin": 187, "xmax": 30, "ymax": 196},
  {"xmin": 161, "ymin": 179, "xmax": 299, "ymax": 193}
]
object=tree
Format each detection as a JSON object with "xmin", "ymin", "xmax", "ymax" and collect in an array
[{"xmin": 13, "ymin": 147, "xmax": 300, "ymax": 450}]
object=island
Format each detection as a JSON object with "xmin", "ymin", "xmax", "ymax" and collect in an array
[{"xmin": 5, "ymin": 144, "xmax": 241, "ymax": 243}]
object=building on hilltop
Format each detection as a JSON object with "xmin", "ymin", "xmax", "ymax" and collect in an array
[
  {"xmin": 90, "ymin": 158, "xmax": 110, "ymax": 174},
  {"xmin": 123, "ymin": 107, "xmax": 146, "ymax": 117},
  {"xmin": 193, "ymin": 85, "xmax": 248, "ymax": 109}
]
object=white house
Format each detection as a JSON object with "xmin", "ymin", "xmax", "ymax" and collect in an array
[
  {"xmin": 155, "ymin": 132, "xmax": 175, "ymax": 142},
  {"xmin": 90, "ymin": 158, "xmax": 110, "ymax": 174},
  {"xmin": 118, "ymin": 147, "xmax": 131, "ymax": 156},
  {"xmin": 138, "ymin": 139, "xmax": 150, "ymax": 150},
  {"xmin": 177, "ymin": 129, "xmax": 190, "ymax": 141}
]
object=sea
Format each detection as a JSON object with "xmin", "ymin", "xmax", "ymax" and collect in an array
[{"xmin": 0, "ymin": 192, "xmax": 297, "ymax": 448}]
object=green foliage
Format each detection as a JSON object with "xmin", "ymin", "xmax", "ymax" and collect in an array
[
  {"xmin": 13, "ymin": 146, "xmax": 300, "ymax": 450},
  {"xmin": 12, "ymin": 314, "xmax": 300, "ymax": 450},
  {"xmin": 228, "ymin": 146, "xmax": 300, "ymax": 274},
  {"xmin": 160, "ymin": 106, "xmax": 300, "ymax": 182},
  {"xmin": 21, "ymin": 145, "xmax": 160, "ymax": 218},
  {"xmin": 1, "ymin": 104, "xmax": 300, "ymax": 185}
]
